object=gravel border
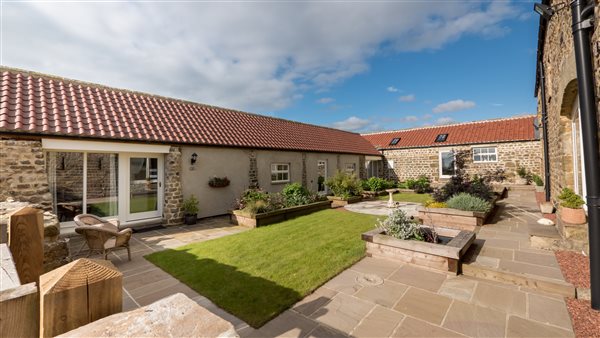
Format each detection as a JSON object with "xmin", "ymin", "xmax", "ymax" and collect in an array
[
  {"xmin": 566, "ymin": 298, "xmax": 600, "ymax": 338},
  {"xmin": 555, "ymin": 250, "xmax": 590, "ymax": 288}
]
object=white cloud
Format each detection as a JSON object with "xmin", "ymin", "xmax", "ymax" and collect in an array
[
  {"xmin": 422, "ymin": 114, "xmax": 433, "ymax": 120},
  {"xmin": 3, "ymin": 2, "xmax": 517, "ymax": 112},
  {"xmin": 387, "ymin": 86, "xmax": 399, "ymax": 92},
  {"xmin": 399, "ymin": 94, "xmax": 416, "ymax": 102},
  {"xmin": 400, "ymin": 115, "xmax": 419, "ymax": 122},
  {"xmin": 435, "ymin": 117, "xmax": 456, "ymax": 125},
  {"xmin": 432, "ymin": 99, "xmax": 476, "ymax": 113},
  {"xmin": 317, "ymin": 97, "xmax": 335, "ymax": 104},
  {"xmin": 332, "ymin": 116, "xmax": 372, "ymax": 132}
]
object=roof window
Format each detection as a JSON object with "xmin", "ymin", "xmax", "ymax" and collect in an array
[
  {"xmin": 389, "ymin": 138, "xmax": 400, "ymax": 145},
  {"xmin": 435, "ymin": 134, "xmax": 448, "ymax": 142}
]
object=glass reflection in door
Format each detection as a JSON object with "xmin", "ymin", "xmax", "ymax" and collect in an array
[{"xmin": 129, "ymin": 157, "xmax": 158, "ymax": 214}]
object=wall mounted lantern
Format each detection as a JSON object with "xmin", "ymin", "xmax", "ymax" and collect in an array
[{"xmin": 191, "ymin": 153, "xmax": 198, "ymax": 165}]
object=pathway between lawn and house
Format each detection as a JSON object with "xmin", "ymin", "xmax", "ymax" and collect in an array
[{"xmin": 66, "ymin": 190, "xmax": 576, "ymax": 337}]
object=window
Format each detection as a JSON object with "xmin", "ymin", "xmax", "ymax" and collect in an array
[
  {"xmin": 435, "ymin": 134, "xmax": 448, "ymax": 142},
  {"xmin": 387, "ymin": 160, "xmax": 395, "ymax": 169},
  {"xmin": 389, "ymin": 138, "xmax": 400, "ymax": 145},
  {"xmin": 345, "ymin": 163, "xmax": 356, "ymax": 174},
  {"xmin": 439, "ymin": 150, "xmax": 455, "ymax": 178},
  {"xmin": 271, "ymin": 163, "xmax": 290, "ymax": 183},
  {"xmin": 473, "ymin": 147, "xmax": 498, "ymax": 162}
]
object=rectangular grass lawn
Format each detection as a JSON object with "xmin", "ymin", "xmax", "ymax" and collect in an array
[{"xmin": 145, "ymin": 209, "xmax": 379, "ymax": 328}]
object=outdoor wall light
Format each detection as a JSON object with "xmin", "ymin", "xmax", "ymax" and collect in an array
[
  {"xmin": 534, "ymin": 3, "xmax": 555, "ymax": 20},
  {"xmin": 191, "ymin": 153, "xmax": 198, "ymax": 165}
]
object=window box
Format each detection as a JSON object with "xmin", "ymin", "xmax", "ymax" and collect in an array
[
  {"xmin": 230, "ymin": 200, "xmax": 332, "ymax": 228},
  {"xmin": 361, "ymin": 227, "xmax": 476, "ymax": 274},
  {"xmin": 208, "ymin": 176, "xmax": 230, "ymax": 188}
]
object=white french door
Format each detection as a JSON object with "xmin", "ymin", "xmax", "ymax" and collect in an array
[{"xmin": 120, "ymin": 153, "xmax": 164, "ymax": 222}]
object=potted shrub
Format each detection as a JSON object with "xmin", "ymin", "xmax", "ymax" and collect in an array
[
  {"xmin": 515, "ymin": 166, "xmax": 532, "ymax": 185},
  {"xmin": 558, "ymin": 188, "xmax": 586, "ymax": 224},
  {"xmin": 182, "ymin": 195, "xmax": 200, "ymax": 225}
]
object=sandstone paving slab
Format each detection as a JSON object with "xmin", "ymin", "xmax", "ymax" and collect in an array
[
  {"xmin": 388, "ymin": 264, "xmax": 447, "ymax": 292},
  {"xmin": 506, "ymin": 315, "xmax": 574, "ymax": 338},
  {"xmin": 479, "ymin": 246, "xmax": 515, "ymax": 260},
  {"xmin": 354, "ymin": 280, "xmax": 408, "ymax": 308},
  {"xmin": 310, "ymin": 293, "xmax": 375, "ymax": 334},
  {"xmin": 293, "ymin": 287, "xmax": 338, "ymax": 317},
  {"xmin": 438, "ymin": 276, "xmax": 478, "ymax": 303},
  {"xmin": 259, "ymin": 310, "xmax": 320, "ymax": 338},
  {"xmin": 392, "ymin": 316, "xmax": 465, "ymax": 338},
  {"xmin": 528, "ymin": 293, "xmax": 573, "ymax": 330},
  {"xmin": 351, "ymin": 305, "xmax": 404, "ymax": 338},
  {"xmin": 321, "ymin": 269, "xmax": 364, "ymax": 295},
  {"xmin": 306, "ymin": 324, "xmax": 348, "ymax": 338},
  {"xmin": 135, "ymin": 281, "xmax": 199, "ymax": 306},
  {"xmin": 482, "ymin": 238, "xmax": 521, "ymax": 250},
  {"xmin": 498, "ymin": 260, "xmax": 565, "ymax": 280},
  {"xmin": 442, "ymin": 300, "xmax": 507, "ymax": 337},
  {"xmin": 122, "ymin": 267, "xmax": 174, "ymax": 291},
  {"xmin": 127, "ymin": 275, "xmax": 181, "ymax": 298},
  {"xmin": 193, "ymin": 295, "xmax": 248, "ymax": 330},
  {"xmin": 349, "ymin": 256, "xmax": 403, "ymax": 279},
  {"xmin": 394, "ymin": 287, "xmax": 452, "ymax": 325},
  {"xmin": 472, "ymin": 282, "xmax": 527, "ymax": 317},
  {"xmin": 513, "ymin": 250, "xmax": 559, "ymax": 267}
]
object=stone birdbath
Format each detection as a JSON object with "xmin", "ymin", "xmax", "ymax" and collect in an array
[{"xmin": 385, "ymin": 189, "xmax": 398, "ymax": 208}]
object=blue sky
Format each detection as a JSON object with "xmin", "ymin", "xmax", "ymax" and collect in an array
[{"xmin": 2, "ymin": 1, "xmax": 540, "ymax": 133}]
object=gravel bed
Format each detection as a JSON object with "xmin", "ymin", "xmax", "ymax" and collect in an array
[
  {"xmin": 555, "ymin": 250, "xmax": 590, "ymax": 288},
  {"xmin": 566, "ymin": 298, "xmax": 600, "ymax": 338}
]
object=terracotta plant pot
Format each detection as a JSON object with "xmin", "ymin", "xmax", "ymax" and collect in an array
[{"xmin": 560, "ymin": 207, "xmax": 586, "ymax": 225}]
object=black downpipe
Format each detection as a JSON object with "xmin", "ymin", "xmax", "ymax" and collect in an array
[
  {"xmin": 571, "ymin": 0, "xmax": 600, "ymax": 310},
  {"xmin": 538, "ymin": 61, "xmax": 552, "ymax": 202}
]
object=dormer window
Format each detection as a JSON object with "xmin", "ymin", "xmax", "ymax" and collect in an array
[
  {"xmin": 435, "ymin": 134, "xmax": 448, "ymax": 142},
  {"xmin": 389, "ymin": 138, "xmax": 400, "ymax": 145}
]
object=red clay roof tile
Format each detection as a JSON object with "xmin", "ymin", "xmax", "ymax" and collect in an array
[
  {"xmin": 361, "ymin": 116, "xmax": 538, "ymax": 150},
  {"xmin": 0, "ymin": 68, "xmax": 379, "ymax": 156}
]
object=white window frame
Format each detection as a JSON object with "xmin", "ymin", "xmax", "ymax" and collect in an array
[
  {"xmin": 345, "ymin": 163, "xmax": 356, "ymax": 174},
  {"xmin": 271, "ymin": 163, "xmax": 290, "ymax": 183},
  {"xmin": 439, "ymin": 150, "xmax": 455, "ymax": 178},
  {"xmin": 472, "ymin": 147, "xmax": 498, "ymax": 163}
]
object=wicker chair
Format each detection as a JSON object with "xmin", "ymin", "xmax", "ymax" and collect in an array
[{"xmin": 74, "ymin": 214, "xmax": 133, "ymax": 261}]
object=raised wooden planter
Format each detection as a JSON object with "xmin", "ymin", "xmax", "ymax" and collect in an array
[
  {"xmin": 361, "ymin": 191, "xmax": 387, "ymax": 199},
  {"xmin": 326, "ymin": 196, "xmax": 362, "ymax": 208},
  {"xmin": 230, "ymin": 200, "xmax": 332, "ymax": 228},
  {"xmin": 417, "ymin": 206, "xmax": 488, "ymax": 231},
  {"xmin": 417, "ymin": 195, "xmax": 498, "ymax": 231},
  {"xmin": 362, "ymin": 227, "xmax": 475, "ymax": 274}
]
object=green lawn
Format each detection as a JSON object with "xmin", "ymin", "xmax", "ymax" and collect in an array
[
  {"xmin": 145, "ymin": 209, "xmax": 380, "ymax": 328},
  {"xmin": 377, "ymin": 192, "xmax": 432, "ymax": 204}
]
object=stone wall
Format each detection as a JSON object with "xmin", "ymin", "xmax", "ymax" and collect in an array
[
  {"xmin": 381, "ymin": 141, "xmax": 542, "ymax": 183},
  {"xmin": 0, "ymin": 139, "xmax": 53, "ymax": 210},
  {"xmin": 163, "ymin": 146, "xmax": 183, "ymax": 226},
  {"xmin": 537, "ymin": 0, "xmax": 600, "ymax": 203}
]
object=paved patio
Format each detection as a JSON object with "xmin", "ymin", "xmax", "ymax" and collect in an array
[
  {"xmin": 343, "ymin": 200, "xmax": 419, "ymax": 217},
  {"xmin": 66, "ymin": 189, "xmax": 576, "ymax": 337}
]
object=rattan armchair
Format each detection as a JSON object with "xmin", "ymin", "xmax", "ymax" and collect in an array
[{"xmin": 74, "ymin": 214, "xmax": 133, "ymax": 261}]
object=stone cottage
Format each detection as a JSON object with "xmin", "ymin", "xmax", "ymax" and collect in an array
[
  {"xmin": 361, "ymin": 116, "xmax": 542, "ymax": 183},
  {"xmin": 0, "ymin": 67, "xmax": 381, "ymax": 229},
  {"xmin": 534, "ymin": 0, "xmax": 600, "ymax": 205}
]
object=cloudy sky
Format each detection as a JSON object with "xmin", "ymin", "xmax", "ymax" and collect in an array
[{"xmin": 2, "ymin": 1, "xmax": 539, "ymax": 132}]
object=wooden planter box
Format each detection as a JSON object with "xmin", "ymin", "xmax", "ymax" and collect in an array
[
  {"xmin": 230, "ymin": 200, "xmax": 332, "ymax": 228},
  {"xmin": 326, "ymin": 196, "xmax": 363, "ymax": 208},
  {"xmin": 362, "ymin": 227, "xmax": 475, "ymax": 274},
  {"xmin": 417, "ymin": 196, "xmax": 498, "ymax": 231}
]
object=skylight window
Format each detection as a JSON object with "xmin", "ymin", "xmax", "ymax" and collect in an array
[
  {"xmin": 389, "ymin": 138, "xmax": 400, "ymax": 145},
  {"xmin": 435, "ymin": 134, "xmax": 448, "ymax": 142}
]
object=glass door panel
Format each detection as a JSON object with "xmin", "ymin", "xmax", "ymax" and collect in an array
[
  {"xmin": 128, "ymin": 156, "xmax": 161, "ymax": 220},
  {"xmin": 47, "ymin": 152, "xmax": 84, "ymax": 222},
  {"xmin": 86, "ymin": 153, "xmax": 118, "ymax": 217},
  {"xmin": 317, "ymin": 160, "xmax": 327, "ymax": 193}
]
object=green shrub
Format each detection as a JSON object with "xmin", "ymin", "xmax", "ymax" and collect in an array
[
  {"xmin": 384, "ymin": 180, "xmax": 397, "ymax": 189},
  {"xmin": 558, "ymin": 188, "xmax": 585, "ymax": 209},
  {"xmin": 377, "ymin": 209, "xmax": 423, "ymax": 241},
  {"xmin": 243, "ymin": 200, "xmax": 270, "ymax": 214},
  {"xmin": 397, "ymin": 181, "xmax": 409, "ymax": 189},
  {"xmin": 413, "ymin": 175, "xmax": 432, "ymax": 194},
  {"xmin": 363, "ymin": 177, "xmax": 387, "ymax": 192},
  {"xmin": 325, "ymin": 171, "xmax": 363, "ymax": 199},
  {"xmin": 517, "ymin": 166, "xmax": 533, "ymax": 184},
  {"xmin": 532, "ymin": 174, "xmax": 544, "ymax": 187},
  {"xmin": 446, "ymin": 193, "xmax": 492, "ymax": 213},
  {"xmin": 182, "ymin": 195, "xmax": 199, "ymax": 215},
  {"xmin": 405, "ymin": 179, "xmax": 417, "ymax": 189},
  {"xmin": 281, "ymin": 182, "xmax": 311, "ymax": 207}
]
